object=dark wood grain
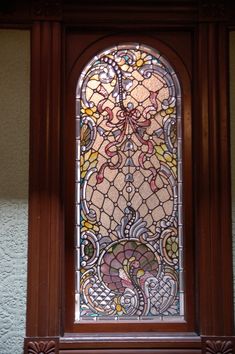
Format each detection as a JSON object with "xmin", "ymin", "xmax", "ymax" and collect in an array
[
  {"xmin": 26, "ymin": 21, "xmax": 62, "ymax": 337},
  {"xmin": 195, "ymin": 22, "xmax": 234, "ymax": 335}
]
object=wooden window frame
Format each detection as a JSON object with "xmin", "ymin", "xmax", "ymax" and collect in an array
[
  {"xmin": 1, "ymin": 1, "xmax": 234, "ymax": 353},
  {"xmin": 64, "ymin": 32, "xmax": 194, "ymax": 334}
]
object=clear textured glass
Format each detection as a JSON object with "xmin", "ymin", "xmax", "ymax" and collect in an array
[{"xmin": 75, "ymin": 44, "xmax": 183, "ymax": 321}]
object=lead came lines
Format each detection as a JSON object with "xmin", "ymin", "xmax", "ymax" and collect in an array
[{"xmin": 76, "ymin": 43, "xmax": 183, "ymax": 321}]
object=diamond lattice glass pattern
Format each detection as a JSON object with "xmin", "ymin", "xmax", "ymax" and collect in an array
[{"xmin": 75, "ymin": 44, "xmax": 183, "ymax": 321}]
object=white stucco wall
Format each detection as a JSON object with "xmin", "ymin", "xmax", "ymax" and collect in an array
[{"xmin": 0, "ymin": 30, "xmax": 30, "ymax": 354}]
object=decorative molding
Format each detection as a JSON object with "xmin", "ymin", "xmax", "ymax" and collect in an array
[
  {"xmin": 28, "ymin": 341, "xmax": 56, "ymax": 354},
  {"xmin": 199, "ymin": 0, "xmax": 227, "ymax": 21},
  {"xmin": 202, "ymin": 337, "xmax": 234, "ymax": 354},
  {"xmin": 206, "ymin": 340, "xmax": 233, "ymax": 353},
  {"xmin": 25, "ymin": 338, "xmax": 59, "ymax": 354},
  {"xmin": 32, "ymin": 0, "xmax": 62, "ymax": 20},
  {"xmin": 25, "ymin": 21, "xmax": 62, "ymax": 337}
]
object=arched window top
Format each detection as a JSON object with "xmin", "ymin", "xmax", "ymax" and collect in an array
[
  {"xmin": 76, "ymin": 43, "xmax": 181, "ymax": 103},
  {"xmin": 75, "ymin": 43, "xmax": 183, "ymax": 322}
]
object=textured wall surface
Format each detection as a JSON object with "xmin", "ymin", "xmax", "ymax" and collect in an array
[
  {"xmin": 230, "ymin": 32, "xmax": 235, "ymax": 314},
  {"xmin": 0, "ymin": 30, "xmax": 29, "ymax": 354}
]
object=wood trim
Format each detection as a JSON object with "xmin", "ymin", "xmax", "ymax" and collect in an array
[
  {"xmin": 26, "ymin": 20, "xmax": 62, "ymax": 337},
  {"xmin": 217, "ymin": 24, "xmax": 234, "ymax": 334},
  {"xmin": 2, "ymin": 1, "xmax": 235, "ymax": 27},
  {"xmin": 195, "ymin": 22, "xmax": 234, "ymax": 335},
  {"xmin": 32, "ymin": 0, "xmax": 62, "ymax": 21},
  {"xmin": 0, "ymin": 1, "xmax": 198, "ymax": 26},
  {"xmin": 198, "ymin": 0, "xmax": 227, "ymax": 22},
  {"xmin": 59, "ymin": 350, "xmax": 201, "ymax": 354},
  {"xmin": 23, "ymin": 335, "xmax": 235, "ymax": 353},
  {"xmin": 59, "ymin": 333, "xmax": 201, "ymax": 350},
  {"xmin": 62, "ymin": 2, "xmax": 197, "ymax": 28}
]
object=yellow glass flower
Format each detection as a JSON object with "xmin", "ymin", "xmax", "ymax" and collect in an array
[
  {"xmin": 155, "ymin": 143, "xmax": 177, "ymax": 176},
  {"xmin": 81, "ymin": 219, "xmax": 99, "ymax": 233},
  {"xmin": 160, "ymin": 107, "xmax": 176, "ymax": 117},
  {"xmin": 114, "ymin": 296, "xmax": 126, "ymax": 315},
  {"xmin": 80, "ymin": 149, "xmax": 98, "ymax": 179},
  {"xmin": 81, "ymin": 103, "xmax": 99, "ymax": 120},
  {"xmin": 135, "ymin": 51, "xmax": 152, "ymax": 68},
  {"xmin": 81, "ymin": 210, "xmax": 99, "ymax": 233}
]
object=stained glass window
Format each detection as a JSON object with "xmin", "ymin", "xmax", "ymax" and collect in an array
[{"xmin": 75, "ymin": 44, "xmax": 183, "ymax": 321}]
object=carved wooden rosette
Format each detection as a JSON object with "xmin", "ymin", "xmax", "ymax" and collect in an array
[
  {"xmin": 202, "ymin": 337, "xmax": 234, "ymax": 354},
  {"xmin": 24, "ymin": 338, "xmax": 59, "ymax": 354}
]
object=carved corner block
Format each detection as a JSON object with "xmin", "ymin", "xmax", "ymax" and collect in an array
[
  {"xmin": 32, "ymin": 0, "xmax": 62, "ymax": 20},
  {"xmin": 202, "ymin": 337, "xmax": 234, "ymax": 354},
  {"xmin": 24, "ymin": 337, "xmax": 59, "ymax": 354},
  {"xmin": 198, "ymin": 0, "xmax": 227, "ymax": 21}
]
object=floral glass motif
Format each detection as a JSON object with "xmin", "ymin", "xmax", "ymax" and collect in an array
[{"xmin": 75, "ymin": 44, "xmax": 184, "ymax": 321}]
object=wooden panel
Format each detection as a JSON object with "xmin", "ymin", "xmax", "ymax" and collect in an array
[
  {"xmin": 62, "ymin": 1, "xmax": 197, "ymax": 27},
  {"xmin": 26, "ymin": 21, "xmax": 62, "ymax": 337},
  {"xmin": 195, "ymin": 22, "xmax": 234, "ymax": 335},
  {"xmin": 217, "ymin": 24, "xmax": 234, "ymax": 334}
]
